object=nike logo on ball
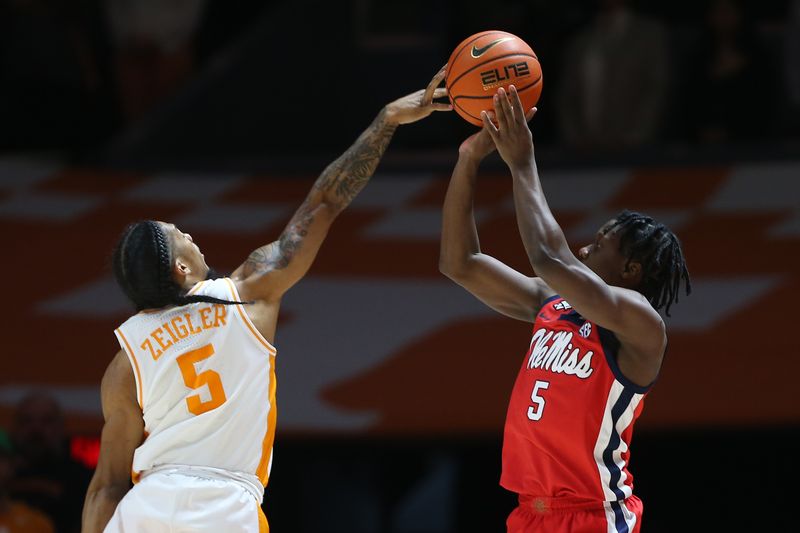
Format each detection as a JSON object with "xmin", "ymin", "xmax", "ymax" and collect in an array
[{"xmin": 471, "ymin": 37, "xmax": 514, "ymax": 58}]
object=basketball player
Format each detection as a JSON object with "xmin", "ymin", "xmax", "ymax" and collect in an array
[
  {"xmin": 439, "ymin": 86, "xmax": 690, "ymax": 532},
  {"xmin": 81, "ymin": 68, "xmax": 451, "ymax": 533}
]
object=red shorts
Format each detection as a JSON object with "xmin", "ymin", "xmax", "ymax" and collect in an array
[{"xmin": 507, "ymin": 494, "xmax": 643, "ymax": 533}]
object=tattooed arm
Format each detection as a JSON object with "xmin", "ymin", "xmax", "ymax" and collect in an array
[
  {"xmin": 231, "ymin": 68, "xmax": 451, "ymax": 302},
  {"xmin": 230, "ymin": 111, "xmax": 394, "ymax": 300}
]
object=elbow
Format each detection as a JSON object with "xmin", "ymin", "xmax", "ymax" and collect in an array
[
  {"xmin": 438, "ymin": 255, "xmax": 467, "ymax": 282},
  {"xmin": 438, "ymin": 256, "xmax": 458, "ymax": 280},
  {"xmin": 318, "ymin": 196, "xmax": 345, "ymax": 217},
  {"xmin": 528, "ymin": 244, "xmax": 559, "ymax": 271}
]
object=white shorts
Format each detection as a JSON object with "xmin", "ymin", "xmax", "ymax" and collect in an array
[{"xmin": 104, "ymin": 470, "xmax": 268, "ymax": 532}]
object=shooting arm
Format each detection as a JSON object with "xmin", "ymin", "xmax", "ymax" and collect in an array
[{"xmin": 440, "ymin": 149, "xmax": 550, "ymax": 321}]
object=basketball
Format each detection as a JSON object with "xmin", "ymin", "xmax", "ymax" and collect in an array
[{"xmin": 446, "ymin": 30, "xmax": 543, "ymax": 126}]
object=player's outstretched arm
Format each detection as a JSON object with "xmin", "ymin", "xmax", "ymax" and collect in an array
[
  {"xmin": 482, "ymin": 87, "xmax": 665, "ymax": 377},
  {"xmin": 439, "ymin": 122, "xmax": 552, "ymax": 322},
  {"xmin": 232, "ymin": 67, "xmax": 451, "ymax": 302},
  {"xmin": 82, "ymin": 351, "xmax": 144, "ymax": 533}
]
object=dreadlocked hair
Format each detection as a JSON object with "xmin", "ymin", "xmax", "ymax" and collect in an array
[
  {"xmin": 112, "ymin": 220, "xmax": 242, "ymax": 311},
  {"xmin": 613, "ymin": 210, "xmax": 691, "ymax": 316}
]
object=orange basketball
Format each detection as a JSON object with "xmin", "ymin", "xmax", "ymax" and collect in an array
[{"xmin": 446, "ymin": 30, "xmax": 543, "ymax": 126}]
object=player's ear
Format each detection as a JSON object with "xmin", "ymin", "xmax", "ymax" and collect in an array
[
  {"xmin": 174, "ymin": 258, "xmax": 191, "ymax": 277},
  {"xmin": 622, "ymin": 260, "xmax": 642, "ymax": 282}
]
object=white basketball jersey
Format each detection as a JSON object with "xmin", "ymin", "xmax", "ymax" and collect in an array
[{"xmin": 114, "ymin": 278, "xmax": 277, "ymax": 495}]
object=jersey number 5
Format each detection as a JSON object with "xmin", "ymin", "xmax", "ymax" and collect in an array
[
  {"xmin": 527, "ymin": 380, "xmax": 550, "ymax": 421},
  {"xmin": 176, "ymin": 344, "xmax": 227, "ymax": 416}
]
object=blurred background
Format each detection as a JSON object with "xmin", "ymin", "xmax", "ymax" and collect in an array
[{"xmin": 0, "ymin": 0, "xmax": 798, "ymax": 531}]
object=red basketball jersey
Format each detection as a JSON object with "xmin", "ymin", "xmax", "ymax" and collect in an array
[{"xmin": 501, "ymin": 295, "xmax": 650, "ymax": 524}]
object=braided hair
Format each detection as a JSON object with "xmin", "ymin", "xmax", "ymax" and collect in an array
[
  {"xmin": 112, "ymin": 221, "xmax": 241, "ymax": 311},
  {"xmin": 613, "ymin": 210, "xmax": 691, "ymax": 316}
]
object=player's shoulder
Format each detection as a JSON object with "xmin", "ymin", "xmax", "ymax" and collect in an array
[
  {"xmin": 181, "ymin": 277, "xmax": 252, "ymax": 306},
  {"xmin": 612, "ymin": 286, "xmax": 665, "ymax": 328},
  {"xmin": 189, "ymin": 277, "xmax": 232, "ymax": 297},
  {"xmin": 607, "ymin": 287, "xmax": 667, "ymax": 361}
]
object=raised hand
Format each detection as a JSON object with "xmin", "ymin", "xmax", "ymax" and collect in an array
[
  {"xmin": 480, "ymin": 85, "xmax": 537, "ymax": 171},
  {"xmin": 384, "ymin": 65, "xmax": 452, "ymax": 125},
  {"xmin": 459, "ymin": 111, "xmax": 497, "ymax": 161}
]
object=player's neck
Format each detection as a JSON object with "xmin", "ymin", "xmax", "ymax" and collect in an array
[{"xmin": 178, "ymin": 271, "xmax": 206, "ymax": 291}]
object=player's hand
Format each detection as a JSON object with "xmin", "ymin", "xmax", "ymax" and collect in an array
[
  {"xmin": 384, "ymin": 65, "xmax": 452, "ymax": 125},
  {"xmin": 458, "ymin": 115, "xmax": 496, "ymax": 161},
  {"xmin": 481, "ymin": 85, "xmax": 537, "ymax": 170}
]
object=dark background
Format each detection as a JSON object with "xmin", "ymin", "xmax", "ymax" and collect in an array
[
  {"xmin": 2, "ymin": 0, "xmax": 799, "ymax": 167},
  {"xmin": 1, "ymin": 0, "xmax": 799, "ymax": 531}
]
